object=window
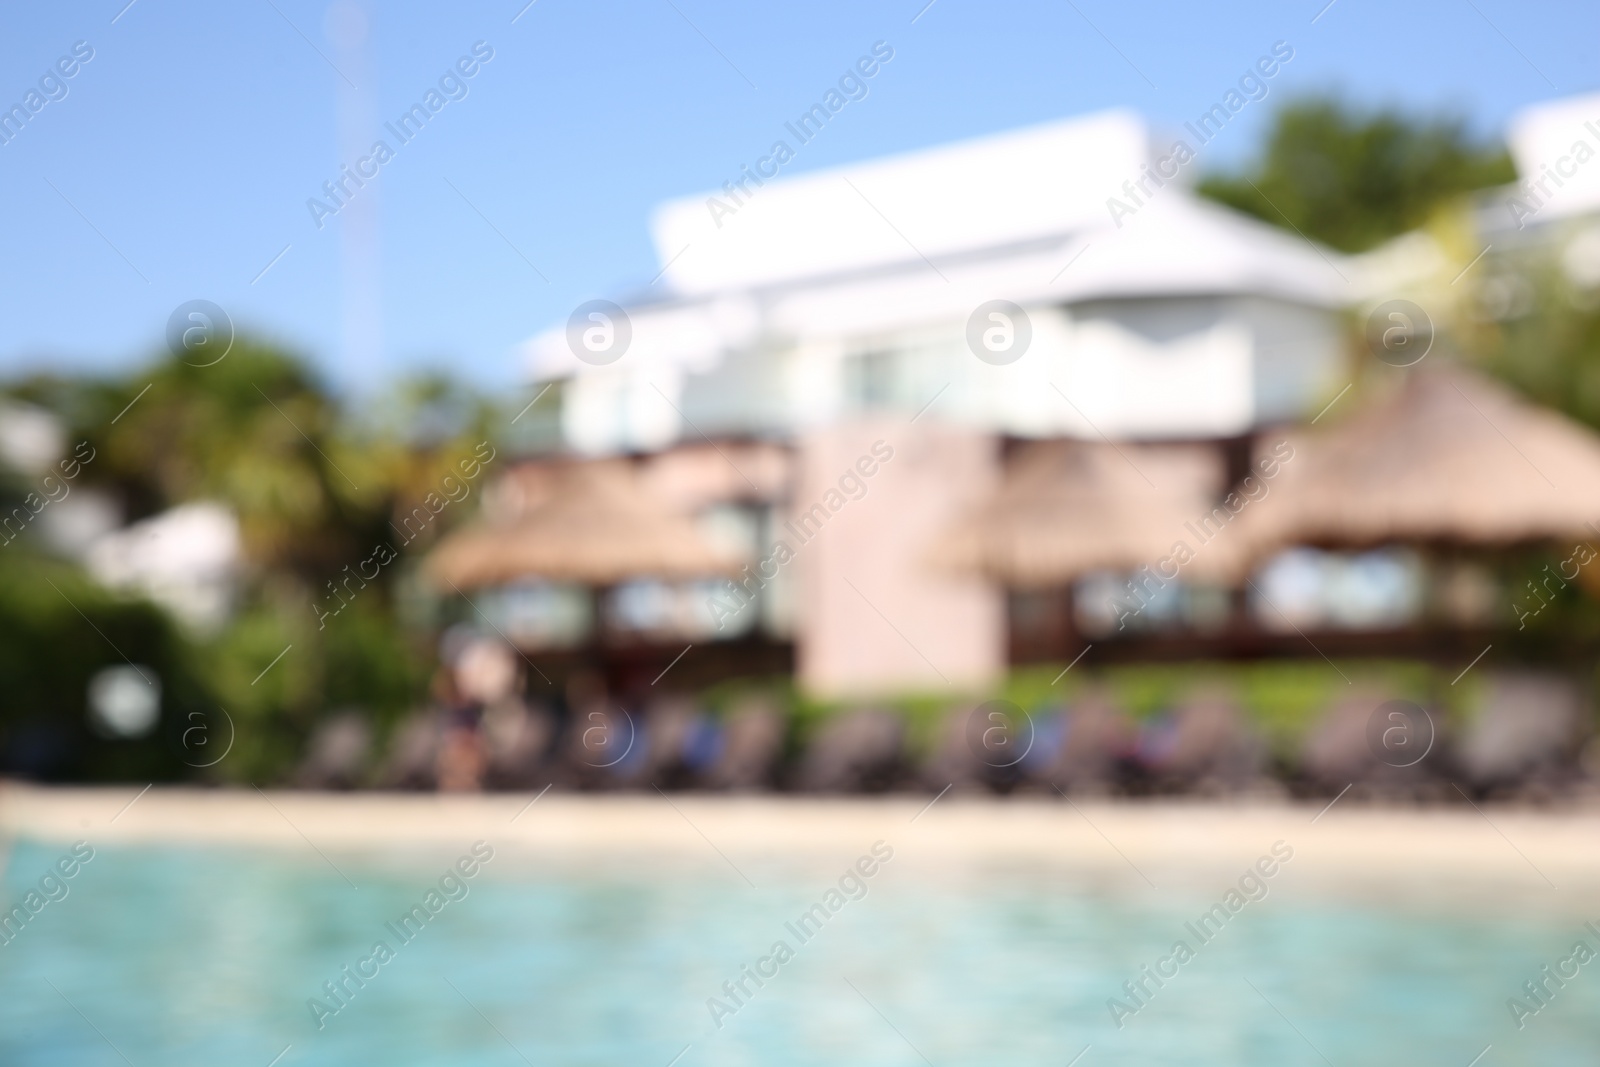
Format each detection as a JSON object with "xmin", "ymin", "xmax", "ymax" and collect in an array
[{"xmin": 844, "ymin": 350, "xmax": 898, "ymax": 411}]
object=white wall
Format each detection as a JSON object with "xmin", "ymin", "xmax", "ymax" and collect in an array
[
  {"xmin": 1508, "ymin": 91, "xmax": 1600, "ymax": 222},
  {"xmin": 554, "ymin": 294, "xmax": 1343, "ymax": 453}
]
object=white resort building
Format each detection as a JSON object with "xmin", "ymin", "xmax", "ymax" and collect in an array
[
  {"xmin": 465, "ymin": 108, "xmax": 1357, "ymax": 698},
  {"xmin": 435, "ymin": 99, "xmax": 1600, "ymax": 697}
]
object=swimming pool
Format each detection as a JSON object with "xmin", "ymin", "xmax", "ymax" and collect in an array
[{"xmin": 3, "ymin": 836, "xmax": 1596, "ymax": 1066}]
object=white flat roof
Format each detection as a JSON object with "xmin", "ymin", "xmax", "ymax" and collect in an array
[
  {"xmin": 651, "ymin": 110, "xmax": 1151, "ymax": 295},
  {"xmin": 525, "ymin": 110, "xmax": 1355, "ymax": 381}
]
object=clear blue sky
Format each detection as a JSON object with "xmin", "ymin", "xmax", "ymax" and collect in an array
[{"xmin": 0, "ymin": 0, "xmax": 1592, "ymax": 393}]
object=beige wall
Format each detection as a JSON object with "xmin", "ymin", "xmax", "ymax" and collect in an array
[{"xmin": 790, "ymin": 418, "xmax": 1003, "ymax": 698}]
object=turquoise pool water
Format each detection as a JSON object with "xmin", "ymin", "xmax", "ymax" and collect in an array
[{"xmin": 2, "ymin": 838, "xmax": 1597, "ymax": 1065}]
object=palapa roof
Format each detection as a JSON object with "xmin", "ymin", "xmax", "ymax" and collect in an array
[
  {"xmin": 425, "ymin": 459, "xmax": 746, "ymax": 590},
  {"xmin": 1230, "ymin": 362, "xmax": 1600, "ymax": 559},
  {"xmin": 930, "ymin": 439, "xmax": 1244, "ymax": 588}
]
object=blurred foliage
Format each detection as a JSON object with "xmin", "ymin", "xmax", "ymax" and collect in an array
[
  {"xmin": 1007, "ymin": 659, "xmax": 1454, "ymax": 765},
  {"xmin": 1199, "ymin": 95, "xmax": 1515, "ymax": 252},
  {"xmin": 0, "ymin": 342, "xmax": 504, "ymax": 784},
  {"xmin": 1441, "ymin": 189, "xmax": 1600, "ymax": 645},
  {"xmin": 0, "ymin": 549, "xmax": 204, "ymax": 782},
  {"xmin": 1463, "ymin": 235, "xmax": 1600, "ymax": 427},
  {"xmin": 729, "ymin": 659, "xmax": 1507, "ymax": 771}
]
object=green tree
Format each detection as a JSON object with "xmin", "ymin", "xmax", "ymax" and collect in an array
[
  {"xmin": 0, "ymin": 550, "xmax": 206, "ymax": 782},
  {"xmin": 1199, "ymin": 96, "xmax": 1516, "ymax": 252},
  {"xmin": 2, "ymin": 343, "xmax": 503, "ymax": 783},
  {"xmin": 1466, "ymin": 248, "xmax": 1600, "ymax": 430}
]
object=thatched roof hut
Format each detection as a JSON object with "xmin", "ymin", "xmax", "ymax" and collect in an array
[
  {"xmin": 1229, "ymin": 363, "xmax": 1600, "ymax": 565},
  {"xmin": 425, "ymin": 458, "xmax": 746, "ymax": 590},
  {"xmin": 930, "ymin": 439, "xmax": 1245, "ymax": 587}
]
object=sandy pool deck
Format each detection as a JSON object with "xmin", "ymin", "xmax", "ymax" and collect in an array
[{"xmin": 1, "ymin": 783, "xmax": 1596, "ymax": 896}]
